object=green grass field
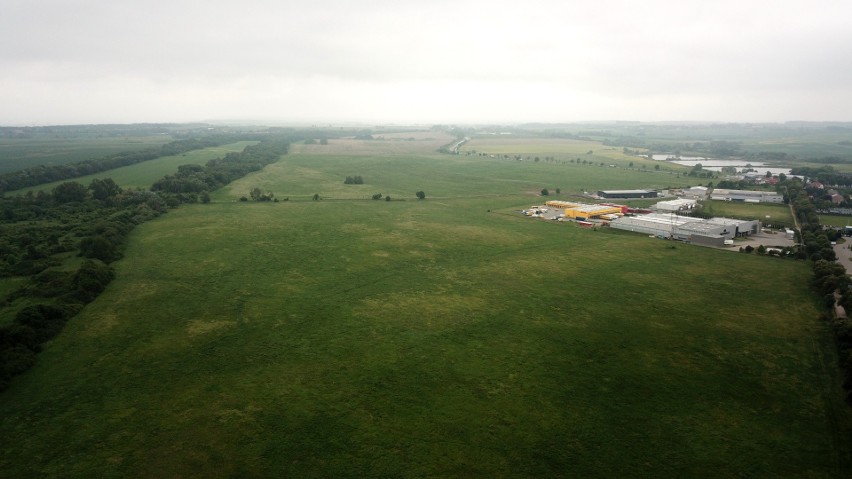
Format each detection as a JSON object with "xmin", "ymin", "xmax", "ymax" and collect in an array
[
  {"xmin": 11, "ymin": 141, "xmax": 257, "ymax": 194},
  {"xmin": 819, "ymin": 214, "xmax": 852, "ymax": 228},
  {"xmin": 0, "ymin": 135, "xmax": 849, "ymax": 477},
  {"xmin": 219, "ymin": 137, "xmax": 696, "ymax": 203},
  {"xmin": 702, "ymin": 201, "xmax": 795, "ymax": 227}
]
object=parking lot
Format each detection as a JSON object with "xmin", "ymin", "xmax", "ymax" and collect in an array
[{"xmin": 730, "ymin": 229, "xmax": 798, "ymax": 250}]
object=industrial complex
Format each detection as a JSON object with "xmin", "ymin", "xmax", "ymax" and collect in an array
[{"xmin": 525, "ymin": 189, "xmax": 764, "ymax": 247}]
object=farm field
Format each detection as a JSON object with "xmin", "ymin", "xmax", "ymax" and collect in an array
[
  {"xmin": 219, "ymin": 137, "xmax": 696, "ymax": 202},
  {"xmin": 461, "ymin": 137, "xmax": 672, "ymax": 171},
  {"xmin": 0, "ymin": 134, "xmax": 172, "ymax": 174},
  {"xmin": 1, "ymin": 134, "xmax": 850, "ymax": 477},
  {"xmin": 10, "ymin": 141, "xmax": 258, "ymax": 194}
]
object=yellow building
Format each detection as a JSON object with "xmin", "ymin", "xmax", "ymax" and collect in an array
[
  {"xmin": 545, "ymin": 200, "xmax": 580, "ymax": 209},
  {"xmin": 562, "ymin": 204, "xmax": 624, "ymax": 219}
]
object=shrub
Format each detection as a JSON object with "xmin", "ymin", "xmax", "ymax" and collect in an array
[{"xmin": 71, "ymin": 260, "xmax": 115, "ymax": 303}]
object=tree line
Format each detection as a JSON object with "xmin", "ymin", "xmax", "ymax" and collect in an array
[
  {"xmin": 150, "ymin": 139, "xmax": 289, "ymax": 202},
  {"xmin": 784, "ymin": 177, "xmax": 852, "ymax": 403},
  {"xmin": 0, "ymin": 134, "xmax": 292, "ymax": 391}
]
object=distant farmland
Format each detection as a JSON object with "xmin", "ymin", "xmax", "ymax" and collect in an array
[
  {"xmin": 11, "ymin": 141, "xmax": 257, "ymax": 193},
  {"xmin": 0, "ymin": 132, "xmax": 849, "ymax": 477},
  {"xmin": 0, "ymin": 134, "xmax": 171, "ymax": 174}
]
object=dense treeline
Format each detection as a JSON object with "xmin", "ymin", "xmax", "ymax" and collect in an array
[
  {"xmin": 150, "ymin": 138, "xmax": 289, "ymax": 200},
  {"xmin": 790, "ymin": 166, "xmax": 852, "ymax": 187},
  {"xmin": 787, "ymin": 178, "xmax": 852, "ymax": 402},
  {"xmin": 1, "ymin": 135, "xmax": 291, "ymax": 390},
  {"xmin": 0, "ymin": 184, "xmax": 162, "ymax": 390},
  {"xmin": 0, "ymin": 135, "xmax": 254, "ymax": 193}
]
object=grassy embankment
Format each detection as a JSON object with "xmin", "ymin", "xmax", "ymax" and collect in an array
[{"xmin": 0, "ymin": 135, "xmax": 849, "ymax": 477}]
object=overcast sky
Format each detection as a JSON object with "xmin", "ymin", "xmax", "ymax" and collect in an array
[{"xmin": 2, "ymin": 0, "xmax": 851, "ymax": 125}]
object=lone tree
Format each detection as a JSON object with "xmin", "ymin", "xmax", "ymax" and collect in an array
[
  {"xmin": 416, "ymin": 190, "xmax": 426, "ymax": 200},
  {"xmin": 312, "ymin": 193, "xmax": 320, "ymax": 201},
  {"xmin": 541, "ymin": 188, "xmax": 549, "ymax": 196}
]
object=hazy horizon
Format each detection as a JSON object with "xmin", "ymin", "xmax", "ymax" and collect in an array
[{"xmin": 3, "ymin": 0, "xmax": 851, "ymax": 126}]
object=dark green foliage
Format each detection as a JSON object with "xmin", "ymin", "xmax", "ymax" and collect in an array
[
  {"xmin": 540, "ymin": 188, "xmax": 549, "ymax": 196},
  {"xmin": 52, "ymin": 181, "xmax": 88, "ymax": 203},
  {"xmin": 15, "ymin": 305, "xmax": 69, "ymax": 343},
  {"xmin": 0, "ymin": 345, "xmax": 36, "ymax": 390},
  {"xmin": 79, "ymin": 236, "xmax": 118, "ymax": 262},
  {"xmin": 89, "ymin": 178, "xmax": 121, "ymax": 201},
  {"xmin": 372, "ymin": 193, "xmax": 383, "ymax": 200},
  {"xmin": 71, "ymin": 260, "xmax": 115, "ymax": 303},
  {"xmin": 416, "ymin": 190, "xmax": 426, "ymax": 200},
  {"xmin": 344, "ymin": 175, "xmax": 364, "ymax": 184},
  {"xmin": 313, "ymin": 193, "xmax": 321, "ymax": 201}
]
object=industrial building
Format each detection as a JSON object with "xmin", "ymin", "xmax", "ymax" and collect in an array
[
  {"xmin": 544, "ymin": 201, "xmax": 580, "ymax": 209},
  {"xmin": 544, "ymin": 201, "xmax": 624, "ymax": 220},
  {"xmin": 682, "ymin": 186, "xmax": 709, "ymax": 199},
  {"xmin": 654, "ymin": 199, "xmax": 697, "ymax": 212},
  {"xmin": 611, "ymin": 214, "xmax": 759, "ymax": 246},
  {"xmin": 597, "ymin": 189, "xmax": 658, "ymax": 199},
  {"xmin": 709, "ymin": 188, "xmax": 783, "ymax": 204}
]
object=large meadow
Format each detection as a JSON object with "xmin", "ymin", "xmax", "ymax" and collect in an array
[{"xmin": 1, "ymin": 133, "xmax": 850, "ymax": 477}]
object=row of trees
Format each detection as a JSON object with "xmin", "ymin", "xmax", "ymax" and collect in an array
[
  {"xmin": 151, "ymin": 138, "xmax": 289, "ymax": 199},
  {"xmin": 344, "ymin": 176, "xmax": 364, "ymax": 184},
  {"xmin": 786, "ymin": 177, "xmax": 852, "ymax": 403}
]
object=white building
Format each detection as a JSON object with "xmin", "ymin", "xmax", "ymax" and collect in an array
[
  {"xmin": 709, "ymin": 189, "xmax": 783, "ymax": 204},
  {"xmin": 654, "ymin": 199, "xmax": 697, "ymax": 212},
  {"xmin": 611, "ymin": 214, "xmax": 759, "ymax": 246}
]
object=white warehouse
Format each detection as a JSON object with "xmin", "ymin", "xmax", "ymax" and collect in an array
[
  {"xmin": 654, "ymin": 199, "xmax": 697, "ymax": 212},
  {"xmin": 611, "ymin": 214, "xmax": 759, "ymax": 246},
  {"xmin": 709, "ymin": 189, "xmax": 783, "ymax": 204}
]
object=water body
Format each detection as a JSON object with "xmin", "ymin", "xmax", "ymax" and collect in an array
[{"xmin": 650, "ymin": 154, "xmax": 791, "ymax": 175}]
